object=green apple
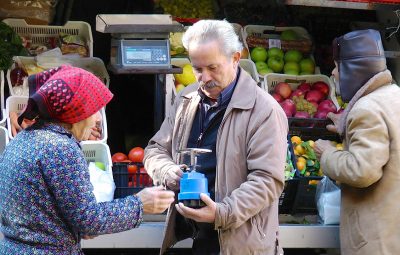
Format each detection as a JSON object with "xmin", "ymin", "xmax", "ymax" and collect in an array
[
  {"xmin": 176, "ymin": 83, "xmax": 185, "ymax": 93},
  {"xmin": 299, "ymin": 58, "xmax": 315, "ymax": 74},
  {"xmin": 300, "ymin": 71, "xmax": 313, "ymax": 75},
  {"xmin": 284, "ymin": 62, "xmax": 300, "ymax": 74},
  {"xmin": 268, "ymin": 47, "xmax": 284, "ymax": 59},
  {"xmin": 285, "ymin": 69, "xmax": 300, "ymax": 76},
  {"xmin": 258, "ymin": 67, "xmax": 274, "ymax": 76},
  {"xmin": 95, "ymin": 161, "xmax": 106, "ymax": 171},
  {"xmin": 255, "ymin": 61, "xmax": 268, "ymax": 72},
  {"xmin": 280, "ymin": 29, "xmax": 298, "ymax": 41},
  {"xmin": 250, "ymin": 47, "xmax": 268, "ymax": 62},
  {"xmin": 284, "ymin": 50, "xmax": 303, "ymax": 63},
  {"xmin": 267, "ymin": 56, "xmax": 284, "ymax": 73}
]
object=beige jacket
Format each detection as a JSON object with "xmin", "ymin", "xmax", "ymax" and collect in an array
[
  {"xmin": 144, "ymin": 68, "xmax": 288, "ymax": 255},
  {"xmin": 320, "ymin": 70, "xmax": 400, "ymax": 255}
]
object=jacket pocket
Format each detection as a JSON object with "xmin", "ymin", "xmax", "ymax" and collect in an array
[{"xmin": 346, "ymin": 210, "xmax": 367, "ymax": 250}]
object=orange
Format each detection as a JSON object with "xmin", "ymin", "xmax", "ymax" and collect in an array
[
  {"xmin": 296, "ymin": 160, "xmax": 306, "ymax": 171},
  {"xmin": 294, "ymin": 144, "xmax": 305, "ymax": 155},
  {"xmin": 307, "ymin": 140, "xmax": 315, "ymax": 148},
  {"xmin": 291, "ymin": 136, "xmax": 302, "ymax": 145},
  {"xmin": 297, "ymin": 157, "xmax": 306, "ymax": 164}
]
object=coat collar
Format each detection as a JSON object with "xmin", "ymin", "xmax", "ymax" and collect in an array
[
  {"xmin": 181, "ymin": 67, "xmax": 257, "ymax": 110},
  {"xmin": 337, "ymin": 69, "xmax": 393, "ymax": 136}
]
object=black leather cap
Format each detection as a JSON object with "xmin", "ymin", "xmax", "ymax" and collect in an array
[{"xmin": 332, "ymin": 29, "xmax": 387, "ymax": 102}]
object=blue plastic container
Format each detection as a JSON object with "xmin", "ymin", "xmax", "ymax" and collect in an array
[{"xmin": 178, "ymin": 171, "xmax": 210, "ymax": 208}]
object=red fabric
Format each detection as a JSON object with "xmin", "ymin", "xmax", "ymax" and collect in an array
[{"xmin": 20, "ymin": 65, "xmax": 113, "ymax": 124}]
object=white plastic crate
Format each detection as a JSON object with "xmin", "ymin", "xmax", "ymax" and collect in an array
[
  {"xmin": 81, "ymin": 142, "xmax": 113, "ymax": 173},
  {"xmin": 5, "ymin": 96, "xmax": 108, "ymax": 143},
  {"xmin": 0, "ymin": 71, "xmax": 5, "ymax": 126},
  {"xmin": 2, "ymin": 18, "xmax": 93, "ymax": 57},
  {"xmin": 264, "ymin": 73, "xmax": 340, "ymax": 109},
  {"xmin": 7, "ymin": 56, "xmax": 110, "ymax": 96},
  {"xmin": 0, "ymin": 126, "xmax": 9, "ymax": 154}
]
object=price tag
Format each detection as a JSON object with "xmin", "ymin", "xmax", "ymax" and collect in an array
[{"xmin": 269, "ymin": 39, "xmax": 281, "ymax": 49}]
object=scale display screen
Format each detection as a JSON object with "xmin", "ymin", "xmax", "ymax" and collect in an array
[{"xmin": 121, "ymin": 40, "xmax": 170, "ymax": 67}]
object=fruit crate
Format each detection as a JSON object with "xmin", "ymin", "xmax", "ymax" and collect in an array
[
  {"xmin": 284, "ymin": 130, "xmax": 341, "ymax": 215},
  {"xmin": 5, "ymin": 95, "xmax": 108, "ymax": 143},
  {"xmin": 2, "ymin": 18, "xmax": 93, "ymax": 57},
  {"xmin": 81, "ymin": 142, "xmax": 113, "ymax": 173},
  {"xmin": 112, "ymin": 162, "xmax": 153, "ymax": 199},
  {"xmin": 7, "ymin": 56, "xmax": 110, "ymax": 96},
  {"xmin": 0, "ymin": 71, "xmax": 5, "ymax": 127},
  {"xmin": 0, "ymin": 126, "xmax": 9, "ymax": 154},
  {"xmin": 263, "ymin": 73, "xmax": 340, "ymax": 125}
]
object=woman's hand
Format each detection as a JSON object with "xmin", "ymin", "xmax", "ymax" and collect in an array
[{"xmin": 136, "ymin": 186, "xmax": 175, "ymax": 214}]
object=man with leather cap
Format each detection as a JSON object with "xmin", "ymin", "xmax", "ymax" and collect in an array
[{"xmin": 314, "ymin": 29, "xmax": 400, "ymax": 255}]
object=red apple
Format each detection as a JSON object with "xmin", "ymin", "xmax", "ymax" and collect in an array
[
  {"xmin": 306, "ymin": 90, "xmax": 325, "ymax": 103},
  {"xmin": 290, "ymin": 89, "xmax": 305, "ymax": 99},
  {"xmin": 317, "ymin": 99, "xmax": 337, "ymax": 113},
  {"xmin": 297, "ymin": 82, "xmax": 311, "ymax": 92},
  {"xmin": 280, "ymin": 99, "xmax": 296, "ymax": 117},
  {"xmin": 312, "ymin": 81, "xmax": 330, "ymax": 96},
  {"xmin": 272, "ymin": 93, "xmax": 283, "ymax": 103},
  {"xmin": 275, "ymin": 82, "xmax": 292, "ymax": 99}
]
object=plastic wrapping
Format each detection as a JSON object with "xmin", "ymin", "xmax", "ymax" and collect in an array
[
  {"xmin": 0, "ymin": 0, "xmax": 58, "ymax": 25},
  {"xmin": 316, "ymin": 176, "xmax": 341, "ymax": 224}
]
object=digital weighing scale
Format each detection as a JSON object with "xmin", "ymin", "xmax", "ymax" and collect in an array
[
  {"xmin": 96, "ymin": 14, "xmax": 184, "ymax": 70},
  {"xmin": 96, "ymin": 14, "xmax": 185, "ymax": 131}
]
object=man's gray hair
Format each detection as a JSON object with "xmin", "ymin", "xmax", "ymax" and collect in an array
[{"xmin": 182, "ymin": 19, "xmax": 243, "ymax": 57}]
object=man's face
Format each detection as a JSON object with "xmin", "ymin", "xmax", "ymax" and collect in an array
[
  {"xmin": 332, "ymin": 61, "xmax": 340, "ymax": 96},
  {"xmin": 189, "ymin": 40, "xmax": 240, "ymax": 99}
]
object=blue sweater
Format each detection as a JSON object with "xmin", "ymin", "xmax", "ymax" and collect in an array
[{"xmin": 0, "ymin": 124, "xmax": 143, "ymax": 254}]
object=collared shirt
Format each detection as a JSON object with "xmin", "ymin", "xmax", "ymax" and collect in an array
[{"xmin": 0, "ymin": 124, "xmax": 143, "ymax": 255}]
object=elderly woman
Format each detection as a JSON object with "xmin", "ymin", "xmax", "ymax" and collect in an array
[
  {"xmin": 0, "ymin": 65, "xmax": 174, "ymax": 254},
  {"xmin": 314, "ymin": 29, "xmax": 400, "ymax": 255}
]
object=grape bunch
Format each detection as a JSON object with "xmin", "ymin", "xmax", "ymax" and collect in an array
[{"xmin": 157, "ymin": 0, "xmax": 214, "ymax": 18}]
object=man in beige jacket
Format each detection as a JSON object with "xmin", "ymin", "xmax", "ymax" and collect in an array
[
  {"xmin": 315, "ymin": 29, "xmax": 400, "ymax": 255},
  {"xmin": 144, "ymin": 20, "xmax": 288, "ymax": 255}
]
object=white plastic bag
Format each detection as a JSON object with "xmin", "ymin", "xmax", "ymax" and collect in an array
[
  {"xmin": 88, "ymin": 162, "xmax": 115, "ymax": 203},
  {"xmin": 316, "ymin": 176, "xmax": 341, "ymax": 225}
]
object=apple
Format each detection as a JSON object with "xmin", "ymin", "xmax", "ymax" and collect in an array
[
  {"xmin": 255, "ymin": 61, "xmax": 268, "ymax": 72},
  {"xmin": 317, "ymin": 99, "xmax": 337, "ymax": 113},
  {"xmin": 297, "ymin": 82, "xmax": 311, "ymax": 92},
  {"xmin": 290, "ymin": 89, "xmax": 304, "ymax": 99},
  {"xmin": 281, "ymin": 29, "xmax": 298, "ymax": 41},
  {"xmin": 280, "ymin": 99, "xmax": 296, "ymax": 117},
  {"xmin": 250, "ymin": 47, "xmax": 268, "ymax": 62},
  {"xmin": 306, "ymin": 90, "xmax": 325, "ymax": 103},
  {"xmin": 299, "ymin": 58, "xmax": 315, "ymax": 74},
  {"xmin": 267, "ymin": 47, "xmax": 284, "ymax": 59},
  {"xmin": 284, "ymin": 62, "xmax": 300, "ymax": 74},
  {"xmin": 267, "ymin": 56, "xmax": 284, "ymax": 73},
  {"xmin": 274, "ymin": 82, "xmax": 292, "ymax": 99},
  {"xmin": 258, "ymin": 67, "xmax": 274, "ymax": 76},
  {"xmin": 95, "ymin": 161, "xmax": 106, "ymax": 171},
  {"xmin": 312, "ymin": 81, "xmax": 330, "ymax": 96},
  {"xmin": 284, "ymin": 50, "xmax": 303, "ymax": 63},
  {"xmin": 272, "ymin": 93, "xmax": 283, "ymax": 103}
]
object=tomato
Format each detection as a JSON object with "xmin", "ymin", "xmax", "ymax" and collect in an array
[
  {"xmin": 127, "ymin": 164, "xmax": 138, "ymax": 175},
  {"xmin": 139, "ymin": 167, "xmax": 152, "ymax": 187},
  {"xmin": 111, "ymin": 152, "xmax": 128, "ymax": 163},
  {"xmin": 128, "ymin": 147, "xmax": 144, "ymax": 163}
]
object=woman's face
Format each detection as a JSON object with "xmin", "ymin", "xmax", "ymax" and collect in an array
[{"xmin": 70, "ymin": 111, "xmax": 102, "ymax": 141}]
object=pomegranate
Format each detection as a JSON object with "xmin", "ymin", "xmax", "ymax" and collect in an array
[{"xmin": 280, "ymin": 99, "xmax": 296, "ymax": 117}]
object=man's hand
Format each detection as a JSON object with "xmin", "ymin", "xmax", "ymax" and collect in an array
[
  {"xmin": 326, "ymin": 112, "xmax": 342, "ymax": 133},
  {"xmin": 163, "ymin": 165, "xmax": 186, "ymax": 191},
  {"xmin": 314, "ymin": 139, "xmax": 336, "ymax": 159},
  {"xmin": 175, "ymin": 193, "xmax": 216, "ymax": 223},
  {"xmin": 136, "ymin": 186, "xmax": 175, "ymax": 214}
]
